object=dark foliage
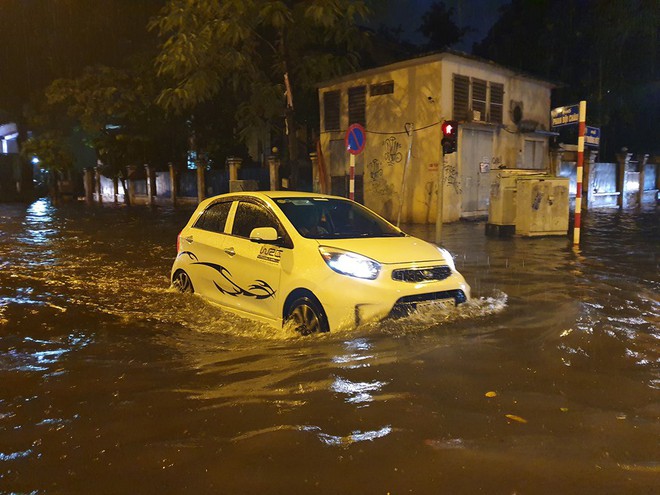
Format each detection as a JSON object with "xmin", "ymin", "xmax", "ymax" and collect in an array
[{"xmin": 474, "ymin": 0, "xmax": 659, "ymax": 157}]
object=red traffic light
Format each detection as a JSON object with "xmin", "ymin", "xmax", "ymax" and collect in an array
[
  {"xmin": 441, "ymin": 120, "xmax": 458, "ymax": 154},
  {"xmin": 441, "ymin": 120, "xmax": 458, "ymax": 136}
]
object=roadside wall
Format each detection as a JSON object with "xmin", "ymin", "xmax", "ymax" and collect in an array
[
  {"xmin": 558, "ymin": 154, "xmax": 659, "ymax": 208},
  {"xmin": 92, "ymin": 167, "xmax": 269, "ymax": 205}
]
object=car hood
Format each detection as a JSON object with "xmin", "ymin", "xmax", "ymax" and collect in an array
[{"xmin": 318, "ymin": 236, "xmax": 447, "ymax": 265}]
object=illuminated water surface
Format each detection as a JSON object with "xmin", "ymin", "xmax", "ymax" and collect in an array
[{"xmin": 0, "ymin": 199, "xmax": 658, "ymax": 494}]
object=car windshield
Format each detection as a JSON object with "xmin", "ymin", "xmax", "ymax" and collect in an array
[{"xmin": 275, "ymin": 197, "xmax": 406, "ymax": 239}]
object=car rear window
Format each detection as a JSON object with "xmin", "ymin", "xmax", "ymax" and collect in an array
[{"xmin": 194, "ymin": 201, "xmax": 231, "ymax": 233}]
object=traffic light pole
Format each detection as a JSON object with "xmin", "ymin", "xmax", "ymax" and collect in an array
[
  {"xmin": 435, "ymin": 149, "xmax": 445, "ymax": 245},
  {"xmin": 436, "ymin": 120, "xmax": 457, "ymax": 244}
]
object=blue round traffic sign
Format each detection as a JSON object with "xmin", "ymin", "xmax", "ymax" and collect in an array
[{"xmin": 345, "ymin": 123, "xmax": 366, "ymax": 155}]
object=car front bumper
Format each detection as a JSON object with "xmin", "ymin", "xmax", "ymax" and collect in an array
[{"xmin": 311, "ymin": 263, "xmax": 471, "ymax": 331}]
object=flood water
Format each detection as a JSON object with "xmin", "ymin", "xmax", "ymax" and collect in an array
[{"xmin": 0, "ymin": 198, "xmax": 658, "ymax": 494}]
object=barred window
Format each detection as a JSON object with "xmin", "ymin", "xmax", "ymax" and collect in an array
[
  {"xmin": 452, "ymin": 74, "xmax": 470, "ymax": 121},
  {"xmin": 323, "ymin": 90, "xmax": 340, "ymax": 131},
  {"xmin": 348, "ymin": 86, "xmax": 367, "ymax": 127},
  {"xmin": 489, "ymin": 83, "xmax": 504, "ymax": 124},
  {"xmin": 370, "ymin": 81, "xmax": 394, "ymax": 96},
  {"xmin": 472, "ymin": 78, "xmax": 487, "ymax": 120}
]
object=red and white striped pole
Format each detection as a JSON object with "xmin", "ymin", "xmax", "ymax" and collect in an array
[
  {"xmin": 349, "ymin": 154, "xmax": 355, "ymax": 201},
  {"xmin": 574, "ymin": 100, "xmax": 587, "ymax": 245}
]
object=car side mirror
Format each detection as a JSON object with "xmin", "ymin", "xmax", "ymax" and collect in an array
[{"xmin": 249, "ymin": 227, "xmax": 280, "ymax": 243}]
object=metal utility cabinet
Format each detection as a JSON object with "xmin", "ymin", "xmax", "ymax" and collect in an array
[{"xmin": 486, "ymin": 169, "xmax": 570, "ymax": 237}]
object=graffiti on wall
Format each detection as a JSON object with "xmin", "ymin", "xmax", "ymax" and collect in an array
[
  {"xmin": 443, "ymin": 163, "xmax": 461, "ymax": 194},
  {"xmin": 368, "ymin": 158, "xmax": 383, "ymax": 181},
  {"xmin": 367, "ymin": 158, "xmax": 392, "ymax": 196},
  {"xmin": 384, "ymin": 136, "xmax": 403, "ymax": 166}
]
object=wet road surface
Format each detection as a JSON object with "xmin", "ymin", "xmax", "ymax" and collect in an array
[{"xmin": 1, "ymin": 199, "xmax": 658, "ymax": 494}]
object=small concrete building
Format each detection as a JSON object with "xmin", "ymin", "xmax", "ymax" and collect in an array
[{"xmin": 317, "ymin": 51, "xmax": 556, "ymax": 223}]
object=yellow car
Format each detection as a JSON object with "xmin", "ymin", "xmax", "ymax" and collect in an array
[{"xmin": 171, "ymin": 192, "xmax": 470, "ymax": 334}]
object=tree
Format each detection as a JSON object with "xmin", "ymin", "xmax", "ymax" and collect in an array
[
  {"xmin": 0, "ymin": 0, "xmax": 167, "ymax": 198},
  {"xmin": 149, "ymin": 0, "xmax": 371, "ymax": 187},
  {"xmin": 20, "ymin": 132, "xmax": 74, "ymax": 199},
  {"xmin": 418, "ymin": 1, "xmax": 470, "ymax": 51},
  {"xmin": 474, "ymin": 0, "xmax": 659, "ymax": 157},
  {"xmin": 0, "ymin": 1, "xmax": 165, "ymax": 124},
  {"xmin": 42, "ymin": 60, "xmax": 184, "ymax": 202}
]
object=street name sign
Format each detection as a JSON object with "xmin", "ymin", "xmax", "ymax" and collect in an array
[
  {"xmin": 551, "ymin": 104, "xmax": 579, "ymax": 127},
  {"xmin": 585, "ymin": 126, "xmax": 600, "ymax": 147}
]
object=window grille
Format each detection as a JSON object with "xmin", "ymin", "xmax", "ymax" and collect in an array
[
  {"xmin": 472, "ymin": 78, "xmax": 487, "ymax": 120},
  {"xmin": 348, "ymin": 86, "xmax": 367, "ymax": 126},
  {"xmin": 489, "ymin": 83, "xmax": 504, "ymax": 124},
  {"xmin": 370, "ymin": 81, "xmax": 394, "ymax": 96},
  {"xmin": 452, "ymin": 74, "xmax": 470, "ymax": 121},
  {"xmin": 323, "ymin": 90, "xmax": 340, "ymax": 131}
]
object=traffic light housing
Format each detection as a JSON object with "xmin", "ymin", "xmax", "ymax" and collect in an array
[{"xmin": 441, "ymin": 120, "xmax": 458, "ymax": 154}]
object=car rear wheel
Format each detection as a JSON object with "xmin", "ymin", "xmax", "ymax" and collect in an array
[
  {"xmin": 172, "ymin": 270, "xmax": 194, "ymax": 293},
  {"xmin": 286, "ymin": 296, "xmax": 329, "ymax": 335}
]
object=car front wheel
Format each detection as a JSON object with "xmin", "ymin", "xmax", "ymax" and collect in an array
[
  {"xmin": 172, "ymin": 270, "xmax": 194, "ymax": 293},
  {"xmin": 286, "ymin": 296, "xmax": 329, "ymax": 335}
]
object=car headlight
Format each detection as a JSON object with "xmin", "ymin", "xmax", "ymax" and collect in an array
[
  {"xmin": 437, "ymin": 247, "xmax": 457, "ymax": 272},
  {"xmin": 319, "ymin": 246, "xmax": 381, "ymax": 280}
]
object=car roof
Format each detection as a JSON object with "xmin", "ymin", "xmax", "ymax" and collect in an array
[{"xmin": 201, "ymin": 191, "xmax": 349, "ymax": 205}]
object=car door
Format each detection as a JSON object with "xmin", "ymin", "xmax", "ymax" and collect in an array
[
  {"xmin": 221, "ymin": 199, "xmax": 287, "ymax": 321},
  {"xmin": 184, "ymin": 200, "xmax": 232, "ymax": 301}
]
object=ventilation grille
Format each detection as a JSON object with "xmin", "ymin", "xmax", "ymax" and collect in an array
[{"xmin": 392, "ymin": 266, "xmax": 452, "ymax": 283}]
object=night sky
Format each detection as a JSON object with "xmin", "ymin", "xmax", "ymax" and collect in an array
[{"xmin": 373, "ymin": 0, "xmax": 508, "ymax": 51}]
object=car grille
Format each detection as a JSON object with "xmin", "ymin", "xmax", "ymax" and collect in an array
[
  {"xmin": 392, "ymin": 265, "xmax": 452, "ymax": 283},
  {"xmin": 389, "ymin": 290, "xmax": 467, "ymax": 318}
]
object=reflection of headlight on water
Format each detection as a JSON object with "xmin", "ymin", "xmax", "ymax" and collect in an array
[
  {"xmin": 331, "ymin": 376, "xmax": 388, "ymax": 404},
  {"xmin": 319, "ymin": 246, "xmax": 380, "ymax": 280},
  {"xmin": 300, "ymin": 425, "xmax": 393, "ymax": 446}
]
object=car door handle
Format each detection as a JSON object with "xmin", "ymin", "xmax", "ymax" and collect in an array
[{"xmin": 224, "ymin": 247, "xmax": 236, "ymax": 256}]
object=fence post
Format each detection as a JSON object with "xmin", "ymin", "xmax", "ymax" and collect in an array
[
  {"xmin": 169, "ymin": 162, "xmax": 177, "ymax": 206},
  {"xmin": 94, "ymin": 167, "xmax": 103, "ymax": 204},
  {"xmin": 655, "ymin": 156, "xmax": 660, "ymax": 204},
  {"xmin": 227, "ymin": 157, "xmax": 242, "ymax": 182},
  {"xmin": 196, "ymin": 162, "xmax": 205, "ymax": 204},
  {"xmin": 550, "ymin": 148, "xmax": 563, "ymax": 177},
  {"xmin": 615, "ymin": 152, "xmax": 632, "ymax": 208},
  {"xmin": 310, "ymin": 152, "xmax": 319, "ymax": 193},
  {"xmin": 637, "ymin": 153, "xmax": 648, "ymax": 206},
  {"xmin": 127, "ymin": 165, "xmax": 137, "ymax": 205},
  {"xmin": 84, "ymin": 168, "xmax": 94, "ymax": 205},
  {"xmin": 583, "ymin": 149, "xmax": 597, "ymax": 210},
  {"xmin": 144, "ymin": 164, "xmax": 153, "ymax": 206},
  {"xmin": 268, "ymin": 153, "xmax": 280, "ymax": 191}
]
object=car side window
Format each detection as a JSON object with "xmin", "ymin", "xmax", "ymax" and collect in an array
[
  {"xmin": 193, "ymin": 201, "xmax": 231, "ymax": 233},
  {"xmin": 232, "ymin": 201, "xmax": 283, "ymax": 239}
]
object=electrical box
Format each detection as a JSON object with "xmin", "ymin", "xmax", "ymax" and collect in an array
[
  {"xmin": 487, "ymin": 169, "xmax": 569, "ymax": 237},
  {"xmin": 515, "ymin": 177, "xmax": 570, "ymax": 236}
]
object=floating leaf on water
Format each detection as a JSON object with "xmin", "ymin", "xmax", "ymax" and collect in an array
[
  {"xmin": 505, "ymin": 414, "xmax": 528, "ymax": 424},
  {"xmin": 560, "ymin": 407, "xmax": 569, "ymax": 412},
  {"xmin": 485, "ymin": 391, "xmax": 498, "ymax": 398}
]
